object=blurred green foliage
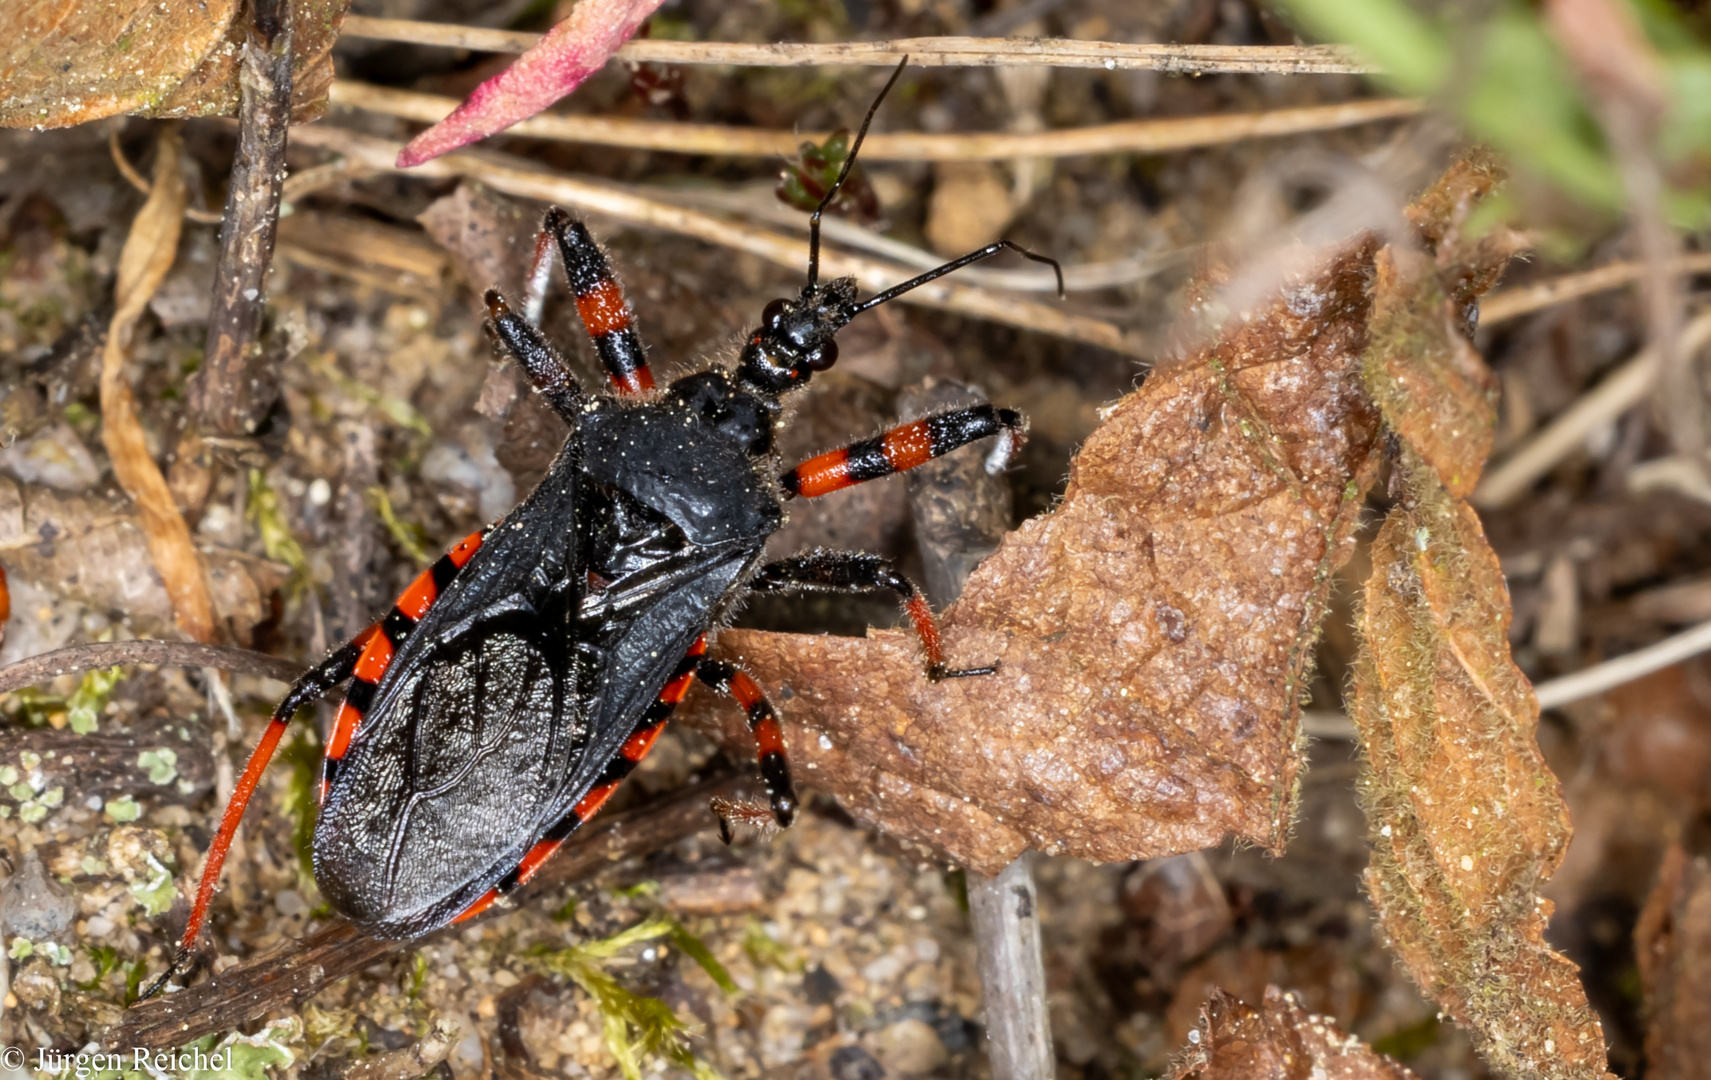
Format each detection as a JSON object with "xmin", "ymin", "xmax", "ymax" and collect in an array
[{"xmin": 1275, "ymin": 0, "xmax": 1711, "ymax": 228}]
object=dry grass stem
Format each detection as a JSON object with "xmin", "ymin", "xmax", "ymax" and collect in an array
[
  {"xmin": 1473, "ymin": 307, "xmax": 1711, "ymax": 508},
  {"xmin": 1481, "ymin": 252, "xmax": 1711, "ymax": 325},
  {"xmin": 289, "ymin": 123, "xmax": 1145, "ymax": 356},
  {"xmin": 1534, "ymin": 618, "xmax": 1711, "ymax": 711},
  {"xmin": 98, "ymin": 127, "xmax": 217, "ymax": 644},
  {"xmin": 329, "ymin": 81, "xmax": 1421, "ymax": 163},
  {"xmin": 338, "ymin": 16, "xmax": 1371, "ymax": 74}
]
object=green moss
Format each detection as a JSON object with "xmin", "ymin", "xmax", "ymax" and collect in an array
[{"xmin": 528, "ymin": 916, "xmax": 733, "ymax": 1080}]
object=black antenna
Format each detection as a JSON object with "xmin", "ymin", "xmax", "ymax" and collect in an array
[
  {"xmin": 807, "ymin": 57, "xmax": 909, "ymax": 289},
  {"xmin": 854, "ymin": 239, "xmax": 1066, "ymax": 313}
]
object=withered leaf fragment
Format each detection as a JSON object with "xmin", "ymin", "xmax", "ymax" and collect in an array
[
  {"xmin": 1362, "ymin": 247, "xmax": 1497, "ymax": 498},
  {"xmin": 1635, "ymin": 844, "xmax": 1711, "ymax": 1080},
  {"xmin": 1170, "ymin": 986, "xmax": 1416, "ymax": 1080},
  {"xmin": 696, "ymin": 237, "xmax": 1384, "ymax": 872},
  {"xmin": 1354, "ymin": 449, "xmax": 1609, "ymax": 1080}
]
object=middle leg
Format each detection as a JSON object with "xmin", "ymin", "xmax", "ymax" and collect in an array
[{"xmin": 749, "ymin": 550, "xmax": 997, "ymax": 681}]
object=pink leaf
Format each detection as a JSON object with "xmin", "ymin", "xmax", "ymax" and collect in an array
[{"xmin": 396, "ymin": 0, "xmax": 667, "ymax": 169}]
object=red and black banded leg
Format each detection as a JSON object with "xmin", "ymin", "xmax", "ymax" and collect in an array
[
  {"xmin": 140, "ymin": 627, "xmax": 381, "ymax": 999},
  {"xmin": 544, "ymin": 208, "xmax": 655, "ymax": 396},
  {"xmin": 486, "ymin": 291, "xmax": 585, "ymax": 424},
  {"xmin": 448, "ymin": 637, "xmax": 710, "ymax": 925},
  {"xmin": 320, "ymin": 529, "xmax": 488, "ymax": 802},
  {"xmin": 693, "ymin": 659, "xmax": 796, "ymax": 829},
  {"xmin": 782, "ymin": 404, "xmax": 1026, "ymax": 499},
  {"xmin": 750, "ymin": 550, "xmax": 995, "ymax": 681}
]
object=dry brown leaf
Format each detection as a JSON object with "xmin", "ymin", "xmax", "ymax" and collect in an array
[
  {"xmin": 1169, "ymin": 986, "xmax": 1416, "ymax": 1080},
  {"xmin": 0, "ymin": 478, "xmax": 283, "ymax": 643},
  {"xmin": 97, "ymin": 127, "xmax": 216, "ymax": 644},
  {"xmin": 1354, "ymin": 449, "xmax": 1609, "ymax": 1079},
  {"xmin": 0, "ymin": 0, "xmax": 343, "ymax": 129},
  {"xmin": 147, "ymin": 0, "xmax": 347, "ymax": 122},
  {"xmin": 1635, "ymin": 843, "xmax": 1711, "ymax": 1080},
  {"xmin": 687, "ymin": 237, "xmax": 1384, "ymax": 872}
]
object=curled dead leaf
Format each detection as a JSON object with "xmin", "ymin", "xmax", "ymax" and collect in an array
[
  {"xmin": 687, "ymin": 236, "xmax": 1384, "ymax": 873},
  {"xmin": 1170, "ymin": 986, "xmax": 1416, "ymax": 1080},
  {"xmin": 96, "ymin": 128, "xmax": 217, "ymax": 643},
  {"xmin": 1353, "ymin": 161, "xmax": 1609, "ymax": 1080}
]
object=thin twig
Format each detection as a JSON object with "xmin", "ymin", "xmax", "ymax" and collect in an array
[
  {"xmin": 104, "ymin": 772, "xmax": 746, "ymax": 1051},
  {"xmin": 191, "ymin": 0, "xmax": 295, "ymax": 437},
  {"xmin": 1535, "ymin": 618, "xmax": 1711, "ymax": 711},
  {"xmin": 288, "ymin": 124, "xmax": 1147, "ymax": 356},
  {"xmin": 338, "ymin": 16, "xmax": 1372, "ymax": 74},
  {"xmin": 1472, "ymin": 306, "xmax": 1711, "ymax": 509},
  {"xmin": 0, "ymin": 641, "xmax": 303, "ymax": 696},
  {"xmin": 330, "ymin": 81, "xmax": 1422, "ymax": 163},
  {"xmin": 1480, "ymin": 251, "xmax": 1711, "ymax": 325}
]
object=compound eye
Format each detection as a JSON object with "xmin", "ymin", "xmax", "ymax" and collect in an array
[
  {"xmin": 762, "ymin": 298, "xmax": 789, "ymax": 329},
  {"xmin": 806, "ymin": 339, "xmax": 839, "ymax": 371}
]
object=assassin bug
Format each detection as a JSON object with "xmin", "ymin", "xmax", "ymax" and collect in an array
[{"xmin": 146, "ymin": 60, "xmax": 1061, "ymax": 993}]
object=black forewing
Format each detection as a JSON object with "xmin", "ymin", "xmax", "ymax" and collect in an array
[
  {"xmin": 313, "ymin": 448, "xmax": 585, "ymax": 938},
  {"xmin": 560, "ymin": 527, "xmax": 758, "ymax": 808}
]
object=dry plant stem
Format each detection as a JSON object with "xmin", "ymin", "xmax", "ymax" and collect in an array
[
  {"xmin": 1534, "ymin": 618, "xmax": 1711, "ymax": 711},
  {"xmin": 0, "ymin": 641, "xmax": 302, "ymax": 696},
  {"xmin": 338, "ymin": 16, "xmax": 1370, "ymax": 73},
  {"xmin": 898, "ymin": 381, "xmax": 1051, "ymax": 1080},
  {"xmin": 191, "ymin": 0, "xmax": 293, "ymax": 437},
  {"xmin": 1472, "ymin": 307, "xmax": 1711, "ymax": 509},
  {"xmin": 969, "ymin": 856, "xmax": 1053, "ymax": 1080},
  {"xmin": 107, "ymin": 772, "xmax": 746, "ymax": 1051},
  {"xmin": 1479, "ymin": 252, "xmax": 1711, "ymax": 326},
  {"xmin": 288, "ymin": 124, "xmax": 1144, "ymax": 356},
  {"xmin": 330, "ymin": 81, "xmax": 1422, "ymax": 163},
  {"xmin": 99, "ymin": 126, "xmax": 217, "ymax": 645}
]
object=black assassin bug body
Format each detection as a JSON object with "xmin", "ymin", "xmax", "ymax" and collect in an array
[{"xmin": 148, "ymin": 60, "xmax": 1062, "ymax": 993}]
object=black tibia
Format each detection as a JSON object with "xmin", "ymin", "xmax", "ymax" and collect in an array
[
  {"xmin": 693, "ymin": 659, "xmax": 796, "ymax": 828},
  {"xmin": 544, "ymin": 208, "xmax": 652, "ymax": 393},
  {"xmin": 749, "ymin": 550, "xmax": 999, "ymax": 680},
  {"xmin": 485, "ymin": 290, "xmax": 585, "ymax": 422}
]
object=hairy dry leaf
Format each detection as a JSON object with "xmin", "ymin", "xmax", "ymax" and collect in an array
[
  {"xmin": 1634, "ymin": 843, "xmax": 1711, "ymax": 1080},
  {"xmin": 0, "ymin": 0, "xmax": 343, "ymax": 129},
  {"xmin": 1170, "ymin": 986, "xmax": 1416, "ymax": 1080},
  {"xmin": 1354, "ymin": 449, "xmax": 1609, "ymax": 1079},
  {"xmin": 97, "ymin": 128, "xmax": 217, "ymax": 644},
  {"xmin": 1353, "ymin": 160, "xmax": 1609, "ymax": 1080},
  {"xmin": 688, "ymin": 239, "xmax": 1384, "ymax": 873}
]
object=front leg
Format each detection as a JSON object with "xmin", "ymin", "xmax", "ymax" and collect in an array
[
  {"xmin": 750, "ymin": 550, "xmax": 997, "ymax": 681},
  {"xmin": 781, "ymin": 404, "xmax": 1025, "ymax": 498}
]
